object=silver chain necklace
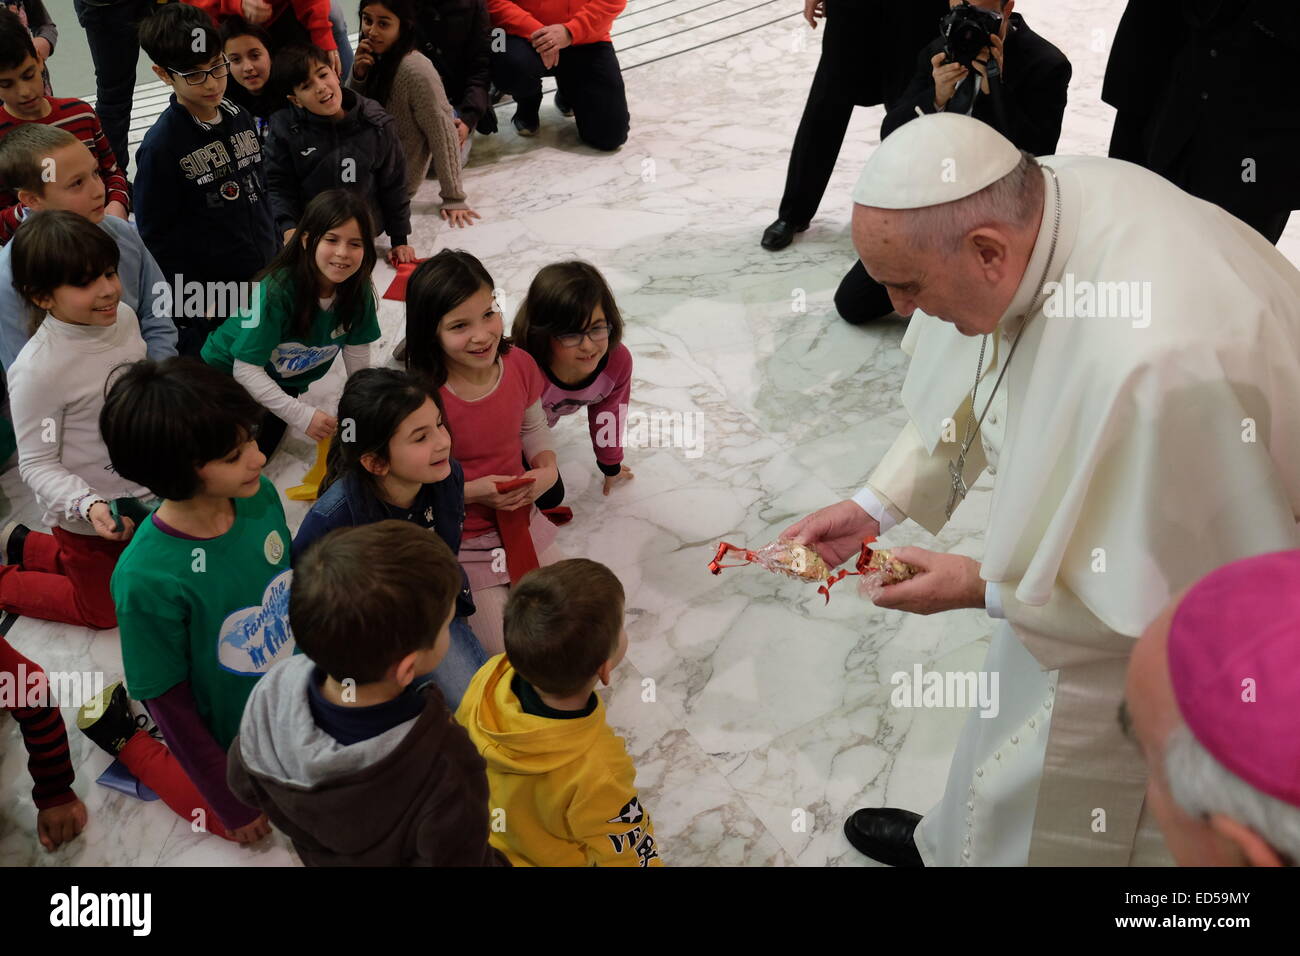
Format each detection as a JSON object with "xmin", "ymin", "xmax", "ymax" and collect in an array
[{"xmin": 945, "ymin": 166, "xmax": 1062, "ymax": 520}]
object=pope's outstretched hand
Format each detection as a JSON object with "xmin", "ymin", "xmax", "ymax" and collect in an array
[{"xmin": 780, "ymin": 499, "xmax": 880, "ymax": 569}]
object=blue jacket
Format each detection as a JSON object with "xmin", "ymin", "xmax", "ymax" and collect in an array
[
  {"xmin": 0, "ymin": 214, "xmax": 178, "ymax": 370},
  {"xmin": 293, "ymin": 463, "xmax": 475, "ymax": 617}
]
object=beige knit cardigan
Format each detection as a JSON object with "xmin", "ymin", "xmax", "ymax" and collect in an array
[{"xmin": 348, "ymin": 50, "xmax": 468, "ymax": 210}]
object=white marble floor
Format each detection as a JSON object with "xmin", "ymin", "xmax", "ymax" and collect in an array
[{"xmin": 2, "ymin": 0, "xmax": 1297, "ymax": 866}]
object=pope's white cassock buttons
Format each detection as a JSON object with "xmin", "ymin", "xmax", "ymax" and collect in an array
[{"xmin": 851, "ymin": 112, "xmax": 1023, "ymax": 209}]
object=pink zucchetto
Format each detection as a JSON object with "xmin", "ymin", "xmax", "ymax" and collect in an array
[{"xmin": 1168, "ymin": 549, "xmax": 1300, "ymax": 808}]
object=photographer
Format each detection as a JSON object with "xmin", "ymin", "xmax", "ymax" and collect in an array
[{"xmin": 836, "ymin": 0, "xmax": 1070, "ymax": 325}]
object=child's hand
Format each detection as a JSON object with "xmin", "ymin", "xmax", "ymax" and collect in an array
[
  {"xmin": 441, "ymin": 207, "xmax": 482, "ymax": 229},
  {"xmin": 602, "ymin": 464, "xmax": 635, "ymax": 496},
  {"xmin": 328, "ymin": 49, "xmax": 343, "ymax": 78},
  {"xmin": 306, "ymin": 410, "xmax": 338, "ymax": 442},
  {"xmin": 454, "ymin": 118, "xmax": 470, "ymax": 145},
  {"xmin": 37, "ymin": 798, "xmax": 88, "ymax": 852},
  {"xmin": 389, "ymin": 244, "xmax": 417, "ymax": 265},
  {"xmin": 466, "ymin": 475, "xmax": 534, "ymax": 511},
  {"xmin": 241, "ymin": 0, "xmax": 272, "ymax": 24},
  {"xmin": 228, "ymin": 813, "xmax": 271, "ymax": 844},
  {"xmin": 87, "ymin": 502, "xmax": 135, "ymax": 541},
  {"xmin": 518, "ymin": 465, "xmax": 558, "ymax": 505},
  {"xmin": 353, "ymin": 39, "xmax": 375, "ymax": 80},
  {"xmin": 105, "ymin": 200, "xmax": 129, "ymax": 221}
]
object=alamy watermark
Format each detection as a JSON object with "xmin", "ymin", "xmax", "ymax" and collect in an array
[
  {"xmin": 890, "ymin": 663, "xmax": 1000, "ymax": 719},
  {"xmin": 0, "ymin": 665, "xmax": 105, "ymax": 713},
  {"xmin": 1042, "ymin": 273, "xmax": 1151, "ymax": 328},
  {"xmin": 151, "ymin": 275, "xmax": 262, "ymax": 323},
  {"xmin": 593, "ymin": 404, "xmax": 704, "ymax": 459}
]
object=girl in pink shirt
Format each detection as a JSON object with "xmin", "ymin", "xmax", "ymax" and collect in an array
[
  {"xmin": 403, "ymin": 249, "xmax": 562, "ymax": 654},
  {"xmin": 512, "ymin": 260, "xmax": 634, "ymax": 506}
]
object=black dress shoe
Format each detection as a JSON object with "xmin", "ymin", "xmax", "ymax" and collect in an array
[
  {"xmin": 760, "ymin": 218, "xmax": 809, "ymax": 251},
  {"xmin": 843, "ymin": 808, "xmax": 925, "ymax": 867}
]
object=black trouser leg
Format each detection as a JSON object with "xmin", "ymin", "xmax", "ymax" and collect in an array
[
  {"xmin": 555, "ymin": 42, "xmax": 629, "ymax": 151},
  {"xmin": 835, "ymin": 259, "xmax": 896, "ymax": 324},
  {"xmin": 491, "ymin": 34, "xmax": 547, "ymax": 121},
  {"xmin": 72, "ymin": 0, "xmax": 153, "ymax": 178},
  {"xmin": 777, "ymin": 3, "xmax": 858, "ymax": 225}
]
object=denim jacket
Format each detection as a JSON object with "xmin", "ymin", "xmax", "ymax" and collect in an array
[{"xmin": 292, "ymin": 462, "xmax": 476, "ymax": 618}]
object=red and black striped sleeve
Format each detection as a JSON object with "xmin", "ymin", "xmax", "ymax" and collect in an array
[{"xmin": 1, "ymin": 637, "xmax": 77, "ymax": 810}]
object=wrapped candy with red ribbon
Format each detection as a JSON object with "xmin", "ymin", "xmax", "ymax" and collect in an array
[{"xmin": 707, "ymin": 536, "xmax": 918, "ymax": 604}]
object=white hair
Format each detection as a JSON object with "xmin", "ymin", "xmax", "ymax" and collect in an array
[
  {"xmin": 1165, "ymin": 722, "xmax": 1300, "ymax": 865},
  {"xmin": 894, "ymin": 151, "xmax": 1044, "ymax": 254}
]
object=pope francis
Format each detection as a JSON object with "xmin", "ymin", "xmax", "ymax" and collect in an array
[{"xmin": 782, "ymin": 113, "xmax": 1300, "ymax": 867}]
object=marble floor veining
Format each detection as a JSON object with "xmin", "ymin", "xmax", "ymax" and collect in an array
[{"xmin": 2, "ymin": 0, "xmax": 1298, "ymax": 866}]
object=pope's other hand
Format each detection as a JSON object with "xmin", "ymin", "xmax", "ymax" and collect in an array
[
  {"xmin": 868, "ymin": 547, "xmax": 985, "ymax": 615},
  {"xmin": 780, "ymin": 499, "xmax": 879, "ymax": 569}
]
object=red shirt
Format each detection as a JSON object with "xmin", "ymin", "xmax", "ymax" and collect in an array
[
  {"xmin": 441, "ymin": 347, "xmax": 547, "ymax": 538},
  {"xmin": 0, "ymin": 98, "xmax": 131, "ymax": 244},
  {"xmin": 487, "ymin": 0, "xmax": 626, "ymax": 44},
  {"xmin": 183, "ymin": 0, "xmax": 336, "ymax": 51}
]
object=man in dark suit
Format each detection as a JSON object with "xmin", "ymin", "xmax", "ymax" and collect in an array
[
  {"xmin": 834, "ymin": 0, "xmax": 1070, "ymax": 325},
  {"xmin": 760, "ymin": 0, "xmax": 948, "ymax": 251},
  {"xmin": 1103, "ymin": 0, "xmax": 1297, "ymax": 244}
]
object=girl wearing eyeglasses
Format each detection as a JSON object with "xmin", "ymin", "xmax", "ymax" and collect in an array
[{"xmin": 511, "ymin": 261, "xmax": 634, "ymax": 505}]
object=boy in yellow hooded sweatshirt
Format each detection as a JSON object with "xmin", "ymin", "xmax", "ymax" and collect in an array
[{"xmin": 456, "ymin": 559, "xmax": 662, "ymax": 867}]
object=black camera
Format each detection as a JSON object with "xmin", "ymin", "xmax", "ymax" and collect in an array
[{"xmin": 940, "ymin": 1, "xmax": 1004, "ymax": 68}]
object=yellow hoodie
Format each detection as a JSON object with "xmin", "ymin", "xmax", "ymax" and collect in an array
[{"xmin": 455, "ymin": 654, "xmax": 662, "ymax": 867}]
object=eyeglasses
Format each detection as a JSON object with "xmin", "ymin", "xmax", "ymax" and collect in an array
[
  {"xmin": 554, "ymin": 323, "xmax": 612, "ymax": 348},
  {"xmin": 167, "ymin": 57, "xmax": 231, "ymax": 86}
]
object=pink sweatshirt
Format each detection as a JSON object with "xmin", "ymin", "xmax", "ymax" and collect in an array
[
  {"xmin": 441, "ymin": 347, "xmax": 549, "ymax": 538},
  {"xmin": 539, "ymin": 343, "xmax": 632, "ymax": 475}
]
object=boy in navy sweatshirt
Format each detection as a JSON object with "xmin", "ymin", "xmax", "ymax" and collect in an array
[
  {"xmin": 264, "ymin": 45, "xmax": 413, "ymax": 265},
  {"xmin": 135, "ymin": 4, "xmax": 278, "ymax": 354}
]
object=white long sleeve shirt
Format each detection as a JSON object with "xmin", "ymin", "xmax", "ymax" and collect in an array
[{"xmin": 9, "ymin": 303, "xmax": 151, "ymax": 533}]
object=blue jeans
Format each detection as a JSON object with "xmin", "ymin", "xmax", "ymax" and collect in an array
[
  {"xmin": 71, "ymin": 0, "xmax": 156, "ymax": 179},
  {"xmin": 329, "ymin": 1, "xmax": 354, "ymax": 80},
  {"xmin": 415, "ymin": 615, "xmax": 487, "ymax": 712}
]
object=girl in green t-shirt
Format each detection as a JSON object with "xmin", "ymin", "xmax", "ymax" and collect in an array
[{"xmin": 201, "ymin": 188, "xmax": 382, "ymax": 459}]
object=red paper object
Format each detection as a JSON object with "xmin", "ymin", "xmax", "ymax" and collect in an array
[
  {"xmin": 707, "ymin": 536, "xmax": 918, "ymax": 604},
  {"xmin": 383, "ymin": 259, "xmax": 427, "ymax": 301}
]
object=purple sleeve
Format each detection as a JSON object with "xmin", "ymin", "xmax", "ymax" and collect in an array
[
  {"xmin": 587, "ymin": 344, "xmax": 633, "ymax": 471},
  {"xmin": 147, "ymin": 682, "xmax": 262, "ymax": 831}
]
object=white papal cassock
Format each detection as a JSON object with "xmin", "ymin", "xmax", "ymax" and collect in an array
[{"xmin": 856, "ymin": 155, "xmax": 1300, "ymax": 865}]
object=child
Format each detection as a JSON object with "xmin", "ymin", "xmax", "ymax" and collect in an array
[
  {"xmin": 201, "ymin": 188, "xmax": 379, "ymax": 459},
  {"xmin": 186, "ymin": 0, "xmax": 342, "ymax": 76},
  {"xmin": 293, "ymin": 367, "xmax": 486, "ymax": 708},
  {"xmin": 2, "ymin": 633, "xmax": 88, "ymax": 852},
  {"xmin": 5, "ymin": 1, "xmax": 56, "ymax": 94},
  {"xmin": 4, "ymin": 211, "xmax": 148, "ymax": 629},
  {"xmin": 135, "ymin": 3, "xmax": 278, "ymax": 355},
  {"xmin": 403, "ymin": 249, "xmax": 562, "ymax": 655},
  {"xmin": 512, "ymin": 261, "xmax": 634, "ymax": 506},
  {"xmin": 347, "ymin": 0, "xmax": 479, "ymax": 226},
  {"xmin": 457, "ymin": 559, "xmax": 662, "ymax": 867},
  {"xmin": 219, "ymin": 16, "xmax": 284, "ymax": 137},
  {"xmin": 0, "ymin": 7, "xmax": 129, "ymax": 244},
  {"xmin": 0, "ymin": 124, "xmax": 177, "ymax": 369},
  {"xmin": 228, "ymin": 520, "xmax": 508, "ymax": 866},
  {"xmin": 265, "ymin": 44, "xmax": 414, "ymax": 263},
  {"xmin": 84, "ymin": 356, "xmax": 295, "ymax": 844}
]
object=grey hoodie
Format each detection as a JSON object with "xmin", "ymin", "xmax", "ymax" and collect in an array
[{"xmin": 227, "ymin": 654, "xmax": 507, "ymax": 866}]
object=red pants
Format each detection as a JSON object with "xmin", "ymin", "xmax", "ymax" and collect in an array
[
  {"xmin": 0, "ymin": 527, "xmax": 125, "ymax": 628},
  {"xmin": 118, "ymin": 732, "xmax": 232, "ymax": 841}
]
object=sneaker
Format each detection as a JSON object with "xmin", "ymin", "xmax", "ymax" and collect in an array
[
  {"xmin": 0, "ymin": 520, "xmax": 28, "ymax": 566},
  {"xmin": 77, "ymin": 681, "xmax": 146, "ymax": 756},
  {"xmin": 512, "ymin": 112, "xmax": 539, "ymax": 137},
  {"xmin": 554, "ymin": 90, "xmax": 573, "ymax": 117}
]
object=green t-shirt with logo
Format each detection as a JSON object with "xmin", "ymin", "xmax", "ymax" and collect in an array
[
  {"xmin": 111, "ymin": 477, "xmax": 295, "ymax": 750},
  {"xmin": 200, "ymin": 272, "xmax": 380, "ymax": 390}
]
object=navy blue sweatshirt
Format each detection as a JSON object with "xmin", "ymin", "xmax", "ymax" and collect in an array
[
  {"xmin": 292, "ymin": 464, "xmax": 475, "ymax": 618},
  {"xmin": 134, "ymin": 96, "xmax": 279, "ymax": 286}
]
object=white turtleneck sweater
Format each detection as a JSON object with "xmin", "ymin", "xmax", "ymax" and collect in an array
[{"xmin": 8, "ymin": 303, "xmax": 150, "ymax": 534}]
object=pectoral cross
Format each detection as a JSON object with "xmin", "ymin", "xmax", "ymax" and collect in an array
[{"xmin": 946, "ymin": 455, "xmax": 968, "ymax": 520}]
